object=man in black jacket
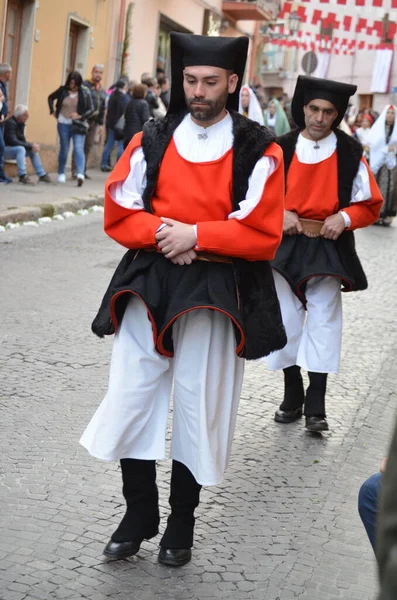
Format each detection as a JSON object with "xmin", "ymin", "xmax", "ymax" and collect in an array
[
  {"xmin": 100, "ymin": 79, "xmax": 128, "ymax": 171},
  {"xmin": 4, "ymin": 104, "xmax": 51, "ymax": 184},
  {"xmin": 72, "ymin": 64, "xmax": 107, "ymax": 179}
]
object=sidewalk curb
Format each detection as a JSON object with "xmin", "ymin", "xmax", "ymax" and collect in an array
[{"xmin": 0, "ymin": 194, "xmax": 104, "ymax": 226}]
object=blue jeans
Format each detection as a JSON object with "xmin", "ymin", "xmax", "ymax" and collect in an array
[
  {"xmin": 358, "ymin": 472, "xmax": 382, "ymax": 552},
  {"xmin": 4, "ymin": 145, "xmax": 46, "ymax": 177},
  {"xmin": 57, "ymin": 122, "xmax": 85, "ymax": 176},
  {"xmin": 101, "ymin": 128, "xmax": 124, "ymax": 168}
]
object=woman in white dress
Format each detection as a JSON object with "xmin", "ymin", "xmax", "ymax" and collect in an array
[
  {"xmin": 238, "ymin": 85, "xmax": 264, "ymax": 125},
  {"xmin": 367, "ymin": 105, "xmax": 397, "ymax": 226}
]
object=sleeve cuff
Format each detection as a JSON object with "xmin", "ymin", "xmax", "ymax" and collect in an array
[{"xmin": 340, "ymin": 211, "xmax": 351, "ymax": 228}]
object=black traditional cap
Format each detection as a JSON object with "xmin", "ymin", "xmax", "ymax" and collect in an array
[
  {"xmin": 168, "ymin": 33, "xmax": 249, "ymax": 114},
  {"xmin": 291, "ymin": 75, "xmax": 357, "ymax": 129}
]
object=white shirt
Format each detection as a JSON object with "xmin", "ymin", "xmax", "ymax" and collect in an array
[
  {"xmin": 110, "ymin": 112, "xmax": 277, "ymax": 229},
  {"xmin": 296, "ymin": 132, "xmax": 373, "ymax": 227}
]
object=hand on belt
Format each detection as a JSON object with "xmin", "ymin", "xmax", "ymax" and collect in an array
[{"xmin": 298, "ymin": 218, "xmax": 324, "ymax": 238}]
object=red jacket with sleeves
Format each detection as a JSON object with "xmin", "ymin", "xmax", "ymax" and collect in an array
[{"xmin": 104, "ymin": 132, "xmax": 285, "ymax": 262}]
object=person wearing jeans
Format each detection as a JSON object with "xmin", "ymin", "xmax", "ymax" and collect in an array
[
  {"xmin": 57, "ymin": 122, "xmax": 85, "ymax": 183},
  {"xmin": 48, "ymin": 70, "xmax": 93, "ymax": 186},
  {"xmin": 4, "ymin": 145, "xmax": 46, "ymax": 181},
  {"xmin": 358, "ymin": 458, "xmax": 386, "ymax": 554},
  {"xmin": 101, "ymin": 79, "xmax": 127, "ymax": 171},
  {"xmin": 101, "ymin": 127, "xmax": 124, "ymax": 170},
  {"xmin": 4, "ymin": 104, "xmax": 51, "ymax": 184}
]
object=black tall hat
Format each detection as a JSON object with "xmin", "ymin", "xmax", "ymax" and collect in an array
[
  {"xmin": 168, "ymin": 33, "xmax": 249, "ymax": 114},
  {"xmin": 291, "ymin": 75, "xmax": 357, "ymax": 129}
]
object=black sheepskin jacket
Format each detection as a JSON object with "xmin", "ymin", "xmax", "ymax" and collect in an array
[
  {"xmin": 92, "ymin": 110, "xmax": 287, "ymax": 359},
  {"xmin": 277, "ymin": 128, "xmax": 368, "ymax": 291}
]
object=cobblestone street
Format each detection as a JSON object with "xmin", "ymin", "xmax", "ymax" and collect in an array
[{"xmin": 1, "ymin": 214, "xmax": 396, "ymax": 600}]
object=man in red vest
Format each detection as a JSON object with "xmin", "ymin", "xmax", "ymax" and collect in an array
[
  {"xmin": 80, "ymin": 33, "xmax": 286, "ymax": 566},
  {"xmin": 267, "ymin": 76, "xmax": 382, "ymax": 433}
]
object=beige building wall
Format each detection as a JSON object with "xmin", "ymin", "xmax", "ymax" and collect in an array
[
  {"xmin": 1, "ymin": 0, "xmax": 116, "ymax": 171},
  {"xmin": 28, "ymin": 0, "xmax": 115, "ymax": 147},
  {"xmin": 124, "ymin": 0, "xmax": 256, "ymax": 83}
]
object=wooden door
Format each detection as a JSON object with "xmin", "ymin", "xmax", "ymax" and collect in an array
[
  {"xmin": 66, "ymin": 22, "xmax": 80, "ymax": 79},
  {"xmin": 2, "ymin": 0, "xmax": 23, "ymax": 111}
]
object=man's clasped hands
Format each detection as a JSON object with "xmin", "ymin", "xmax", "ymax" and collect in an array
[{"xmin": 155, "ymin": 217, "xmax": 198, "ymax": 265}]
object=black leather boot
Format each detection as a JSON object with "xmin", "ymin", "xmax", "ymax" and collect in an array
[
  {"xmin": 158, "ymin": 461, "xmax": 201, "ymax": 567},
  {"xmin": 103, "ymin": 458, "xmax": 160, "ymax": 559},
  {"xmin": 305, "ymin": 372, "xmax": 329, "ymax": 432},
  {"xmin": 274, "ymin": 366, "xmax": 305, "ymax": 423}
]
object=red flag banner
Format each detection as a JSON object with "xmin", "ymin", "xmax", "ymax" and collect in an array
[
  {"xmin": 372, "ymin": 0, "xmax": 382, "ymax": 5},
  {"xmin": 355, "ymin": 0, "xmax": 365, "ymax": 5},
  {"xmin": 312, "ymin": 9, "xmax": 322, "ymax": 25},
  {"xmin": 343, "ymin": 16, "xmax": 352, "ymax": 31},
  {"xmin": 392, "ymin": 0, "xmax": 397, "ymax": 7},
  {"xmin": 337, "ymin": 0, "xmax": 347, "ymax": 4}
]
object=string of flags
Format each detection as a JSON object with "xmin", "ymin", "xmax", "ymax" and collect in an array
[
  {"xmin": 279, "ymin": 2, "xmax": 396, "ymax": 35},
  {"xmin": 269, "ymin": 34, "xmax": 393, "ymax": 54},
  {"xmin": 271, "ymin": 1, "xmax": 396, "ymax": 54}
]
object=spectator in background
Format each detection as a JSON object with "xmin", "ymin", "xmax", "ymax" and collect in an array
[
  {"xmin": 367, "ymin": 104, "xmax": 397, "ymax": 226},
  {"xmin": 100, "ymin": 79, "xmax": 128, "ymax": 172},
  {"xmin": 358, "ymin": 458, "xmax": 386, "ymax": 553},
  {"xmin": 141, "ymin": 75, "xmax": 159, "ymax": 118},
  {"xmin": 4, "ymin": 104, "xmax": 51, "ymax": 184},
  {"xmin": 152, "ymin": 81, "xmax": 167, "ymax": 118},
  {"xmin": 48, "ymin": 70, "xmax": 94, "ymax": 186},
  {"xmin": 0, "ymin": 63, "xmax": 12, "ymax": 183},
  {"xmin": 157, "ymin": 76, "xmax": 170, "ymax": 109},
  {"xmin": 376, "ymin": 425, "xmax": 397, "ymax": 599},
  {"xmin": 238, "ymin": 85, "xmax": 264, "ymax": 125},
  {"xmin": 264, "ymin": 98, "xmax": 290, "ymax": 136},
  {"xmin": 355, "ymin": 114, "xmax": 374, "ymax": 160},
  {"xmin": 72, "ymin": 64, "xmax": 107, "ymax": 179},
  {"xmin": 124, "ymin": 83, "xmax": 150, "ymax": 148}
]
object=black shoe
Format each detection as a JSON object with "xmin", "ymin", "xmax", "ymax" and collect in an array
[
  {"xmin": 101, "ymin": 165, "xmax": 112, "ymax": 172},
  {"xmin": 39, "ymin": 174, "xmax": 52, "ymax": 183},
  {"xmin": 19, "ymin": 174, "xmax": 34, "ymax": 185},
  {"xmin": 103, "ymin": 539, "xmax": 142, "ymax": 559},
  {"xmin": 305, "ymin": 416, "xmax": 329, "ymax": 432},
  {"xmin": 77, "ymin": 175, "xmax": 84, "ymax": 187},
  {"xmin": 158, "ymin": 547, "xmax": 192, "ymax": 567},
  {"xmin": 274, "ymin": 407, "xmax": 303, "ymax": 423}
]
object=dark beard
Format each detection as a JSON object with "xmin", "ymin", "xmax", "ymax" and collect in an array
[{"xmin": 186, "ymin": 90, "xmax": 229, "ymax": 122}]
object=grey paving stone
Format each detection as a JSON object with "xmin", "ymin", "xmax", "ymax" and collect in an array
[{"xmin": 0, "ymin": 215, "xmax": 393, "ymax": 600}]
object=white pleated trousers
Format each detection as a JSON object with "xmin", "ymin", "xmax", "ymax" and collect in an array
[
  {"xmin": 267, "ymin": 271, "xmax": 343, "ymax": 374},
  {"xmin": 80, "ymin": 297, "xmax": 245, "ymax": 486}
]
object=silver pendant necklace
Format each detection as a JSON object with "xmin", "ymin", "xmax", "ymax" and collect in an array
[
  {"xmin": 313, "ymin": 142, "xmax": 320, "ymax": 149},
  {"xmin": 198, "ymin": 132, "xmax": 208, "ymax": 140}
]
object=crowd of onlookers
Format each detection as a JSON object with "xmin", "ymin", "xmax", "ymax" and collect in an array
[{"xmin": 0, "ymin": 61, "xmax": 171, "ymax": 187}]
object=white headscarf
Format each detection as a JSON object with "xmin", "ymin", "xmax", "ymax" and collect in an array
[
  {"xmin": 367, "ymin": 104, "xmax": 397, "ymax": 173},
  {"xmin": 238, "ymin": 85, "xmax": 264, "ymax": 126}
]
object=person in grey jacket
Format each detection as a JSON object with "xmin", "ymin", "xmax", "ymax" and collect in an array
[{"xmin": 123, "ymin": 83, "xmax": 150, "ymax": 148}]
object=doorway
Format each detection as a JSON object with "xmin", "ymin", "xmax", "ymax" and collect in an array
[{"xmin": 2, "ymin": 0, "xmax": 23, "ymax": 109}]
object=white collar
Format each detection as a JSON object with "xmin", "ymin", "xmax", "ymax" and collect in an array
[
  {"xmin": 184, "ymin": 111, "xmax": 232, "ymax": 140},
  {"xmin": 298, "ymin": 131, "xmax": 336, "ymax": 150}
]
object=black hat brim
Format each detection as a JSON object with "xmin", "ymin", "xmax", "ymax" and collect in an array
[
  {"xmin": 291, "ymin": 75, "xmax": 357, "ymax": 129},
  {"xmin": 168, "ymin": 33, "xmax": 249, "ymax": 115}
]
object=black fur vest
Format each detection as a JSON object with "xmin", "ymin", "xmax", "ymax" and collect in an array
[
  {"xmin": 92, "ymin": 111, "xmax": 287, "ymax": 359},
  {"xmin": 277, "ymin": 128, "xmax": 368, "ymax": 291},
  {"xmin": 141, "ymin": 110, "xmax": 286, "ymax": 359}
]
